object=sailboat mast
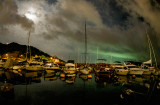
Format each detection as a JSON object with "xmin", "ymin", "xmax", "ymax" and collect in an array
[
  {"xmin": 85, "ymin": 21, "xmax": 87, "ymax": 64},
  {"xmin": 146, "ymin": 30, "xmax": 152, "ymax": 66},
  {"xmin": 146, "ymin": 30, "xmax": 158, "ymax": 68},
  {"xmin": 150, "ymin": 41, "xmax": 157, "ymax": 68},
  {"xmin": 26, "ymin": 30, "xmax": 31, "ymax": 61},
  {"xmin": 110, "ymin": 55, "xmax": 112, "ymax": 64},
  {"xmin": 97, "ymin": 47, "xmax": 98, "ymax": 64},
  {"xmin": 78, "ymin": 48, "xmax": 79, "ymax": 63}
]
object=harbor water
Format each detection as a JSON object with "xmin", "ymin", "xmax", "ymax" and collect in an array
[{"xmin": 0, "ymin": 70, "xmax": 160, "ymax": 105}]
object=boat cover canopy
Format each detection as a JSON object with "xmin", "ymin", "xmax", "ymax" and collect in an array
[
  {"xmin": 65, "ymin": 63, "xmax": 75, "ymax": 67},
  {"xmin": 143, "ymin": 59, "xmax": 152, "ymax": 64}
]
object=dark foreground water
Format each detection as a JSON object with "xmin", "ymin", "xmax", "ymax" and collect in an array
[{"xmin": 0, "ymin": 70, "xmax": 160, "ymax": 105}]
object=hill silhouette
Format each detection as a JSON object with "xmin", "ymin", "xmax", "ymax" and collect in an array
[{"xmin": 0, "ymin": 42, "xmax": 50, "ymax": 57}]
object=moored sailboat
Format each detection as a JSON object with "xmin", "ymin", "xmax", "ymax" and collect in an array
[
  {"xmin": 24, "ymin": 31, "xmax": 44, "ymax": 71},
  {"xmin": 115, "ymin": 65, "xmax": 129, "ymax": 76},
  {"xmin": 44, "ymin": 62, "xmax": 60, "ymax": 71},
  {"xmin": 80, "ymin": 21, "xmax": 90, "ymax": 75},
  {"xmin": 127, "ymin": 64, "xmax": 144, "ymax": 75},
  {"xmin": 142, "ymin": 60, "xmax": 155, "ymax": 75},
  {"xmin": 25, "ymin": 60, "xmax": 44, "ymax": 71},
  {"xmin": 63, "ymin": 60, "xmax": 76, "ymax": 74},
  {"xmin": 142, "ymin": 30, "xmax": 157, "ymax": 75}
]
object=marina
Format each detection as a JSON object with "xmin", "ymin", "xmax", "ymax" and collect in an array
[
  {"xmin": 1, "ymin": 0, "xmax": 160, "ymax": 105},
  {"xmin": 0, "ymin": 40, "xmax": 160, "ymax": 105},
  {"xmin": 0, "ymin": 60, "xmax": 160, "ymax": 105}
]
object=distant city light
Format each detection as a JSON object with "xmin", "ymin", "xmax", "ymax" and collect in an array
[{"xmin": 6, "ymin": 54, "xmax": 8, "ymax": 57}]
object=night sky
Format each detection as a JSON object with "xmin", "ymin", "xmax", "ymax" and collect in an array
[{"xmin": 0, "ymin": 0, "xmax": 160, "ymax": 64}]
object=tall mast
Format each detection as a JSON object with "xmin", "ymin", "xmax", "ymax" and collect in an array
[
  {"xmin": 110, "ymin": 55, "xmax": 112, "ymax": 64},
  {"xmin": 146, "ymin": 30, "xmax": 152, "ymax": 66},
  {"xmin": 78, "ymin": 48, "xmax": 79, "ymax": 63},
  {"xmin": 85, "ymin": 20, "xmax": 87, "ymax": 64},
  {"xmin": 150, "ymin": 39, "xmax": 158, "ymax": 68},
  {"xmin": 97, "ymin": 47, "xmax": 98, "ymax": 64},
  {"xmin": 146, "ymin": 30, "xmax": 157, "ymax": 68},
  {"xmin": 26, "ymin": 30, "xmax": 31, "ymax": 61}
]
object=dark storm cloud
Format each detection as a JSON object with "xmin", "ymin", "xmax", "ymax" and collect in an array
[
  {"xmin": 0, "ymin": 0, "xmax": 34, "ymax": 30},
  {"xmin": 87, "ymin": 0, "xmax": 130, "ymax": 28},
  {"xmin": 116, "ymin": 0, "xmax": 160, "ymax": 35},
  {"xmin": 115, "ymin": 0, "xmax": 160, "ymax": 62},
  {"xmin": 82, "ymin": 0, "xmax": 147, "ymax": 53},
  {"xmin": 0, "ymin": 0, "xmax": 160, "ymax": 62},
  {"xmin": 43, "ymin": 0, "xmax": 103, "ymax": 42},
  {"xmin": 78, "ymin": 0, "xmax": 160, "ymax": 61}
]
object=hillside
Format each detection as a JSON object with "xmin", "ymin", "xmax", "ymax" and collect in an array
[{"xmin": 0, "ymin": 42, "xmax": 50, "ymax": 57}]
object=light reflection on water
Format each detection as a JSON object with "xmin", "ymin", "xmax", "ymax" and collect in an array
[{"xmin": 0, "ymin": 69, "xmax": 160, "ymax": 105}]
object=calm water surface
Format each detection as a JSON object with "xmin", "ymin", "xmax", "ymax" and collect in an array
[{"xmin": 0, "ymin": 70, "xmax": 160, "ymax": 105}]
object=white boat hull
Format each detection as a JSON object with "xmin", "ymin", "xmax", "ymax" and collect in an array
[
  {"xmin": 142, "ymin": 69, "xmax": 155, "ymax": 75},
  {"xmin": 13, "ymin": 66, "xmax": 24, "ymax": 70},
  {"xmin": 143, "ymin": 70, "xmax": 152, "ymax": 75},
  {"xmin": 25, "ymin": 66, "xmax": 44, "ymax": 71},
  {"xmin": 44, "ymin": 67, "xmax": 60, "ymax": 70},
  {"xmin": 80, "ymin": 69, "xmax": 89, "ymax": 75},
  {"xmin": 142, "ymin": 67, "xmax": 155, "ymax": 75},
  {"xmin": 129, "ymin": 70, "xmax": 144, "ymax": 75},
  {"xmin": 64, "ymin": 70, "xmax": 76, "ymax": 74},
  {"xmin": 115, "ymin": 69, "xmax": 129, "ymax": 75},
  {"xmin": 66, "ymin": 74, "xmax": 76, "ymax": 77},
  {"xmin": 64, "ymin": 63, "xmax": 76, "ymax": 74}
]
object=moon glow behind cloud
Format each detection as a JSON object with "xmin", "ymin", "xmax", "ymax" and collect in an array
[
  {"xmin": 0, "ymin": 0, "xmax": 160, "ymax": 63},
  {"xmin": 25, "ymin": 8, "xmax": 37, "ymax": 22}
]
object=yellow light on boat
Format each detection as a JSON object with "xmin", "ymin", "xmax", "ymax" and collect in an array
[
  {"xmin": 18, "ymin": 69, "xmax": 21, "ymax": 72},
  {"xmin": 132, "ymin": 75, "xmax": 136, "ymax": 79},
  {"xmin": 60, "ymin": 74, "xmax": 65, "ymax": 78},
  {"xmin": 87, "ymin": 74, "xmax": 92, "ymax": 79}
]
